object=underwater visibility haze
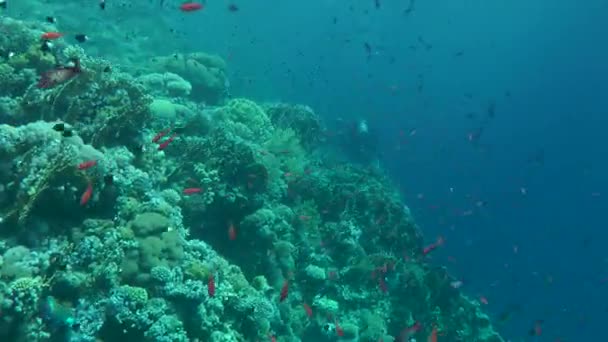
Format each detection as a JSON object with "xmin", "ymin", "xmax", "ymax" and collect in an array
[{"xmin": 0, "ymin": 0, "xmax": 606, "ymax": 341}]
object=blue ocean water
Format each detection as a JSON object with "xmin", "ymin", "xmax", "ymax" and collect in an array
[
  {"xmin": 203, "ymin": 0, "xmax": 607, "ymax": 340},
  {"xmin": 1, "ymin": 0, "xmax": 606, "ymax": 340}
]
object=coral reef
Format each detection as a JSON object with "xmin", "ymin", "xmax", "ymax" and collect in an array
[{"xmin": 0, "ymin": 16, "xmax": 506, "ymax": 342}]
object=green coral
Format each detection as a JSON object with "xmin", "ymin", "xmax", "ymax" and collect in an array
[
  {"xmin": 118, "ymin": 285, "xmax": 149, "ymax": 305},
  {"xmin": 7, "ymin": 43, "xmax": 56, "ymax": 72},
  {"xmin": 218, "ymin": 98, "xmax": 273, "ymax": 141},
  {"xmin": 129, "ymin": 212, "xmax": 172, "ymax": 236},
  {"xmin": 120, "ymin": 213, "xmax": 184, "ymax": 284},
  {"xmin": 359, "ymin": 310, "xmax": 388, "ymax": 342},
  {"xmin": 184, "ymin": 260, "xmax": 212, "ymax": 282}
]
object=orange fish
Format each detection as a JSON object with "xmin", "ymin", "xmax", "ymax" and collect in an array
[
  {"xmin": 207, "ymin": 274, "xmax": 215, "ymax": 297},
  {"xmin": 303, "ymin": 303, "xmax": 313, "ymax": 317},
  {"xmin": 183, "ymin": 187, "xmax": 203, "ymax": 195},
  {"xmin": 422, "ymin": 236, "xmax": 444, "ymax": 256},
  {"xmin": 80, "ymin": 182, "xmax": 93, "ymax": 206},
  {"xmin": 41, "ymin": 32, "xmax": 63, "ymax": 40},
  {"xmin": 279, "ymin": 280, "xmax": 289, "ymax": 302},
  {"xmin": 152, "ymin": 127, "xmax": 171, "ymax": 143},
  {"xmin": 180, "ymin": 2, "xmax": 203, "ymax": 11},
  {"xmin": 335, "ymin": 319, "xmax": 344, "ymax": 336},
  {"xmin": 427, "ymin": 326, "xmax": 437, "ymax": 342},
  {"xmin": 158, "ymin": 133, "xmax": 177, "ymax": 150},
  {"xmin": 77, "ymin": 160, "xmax": 97, "ymax": 170},
  {"xmin": 228, "ymin": 221, "xmax": 237, "ymax": 240}
]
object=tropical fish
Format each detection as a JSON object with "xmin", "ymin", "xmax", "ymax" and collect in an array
[
  {"xmin": 279, "ymin": 280, "xmax": 289, "ymax": 302},
  {"xmin": 335, "ymin": 319, "xmax": 344, "ymax": 336},
  {"xmin": 77, "ymin": 160, "xmax": 97, "ymax": 170},
  {"xmin": 183, "ymin": 187, "xmax": 203, "ymax": 195},
  {"xmin": 157, "ymin": 133, "xmax": 177, "ymax": 150},
  {"xmin": 207, "ymin": 274, "xmax": 215, "ymax": 297},
  {"xmin": 422, "ymin": 236, "xmax": 444, "ymax": 256},
  {"xmin": 41, "ymin": 32, "xmax": 63, "ymax": 40},
  {"xmin": 427, "ymin": 326, "xmax": 437, "ymax": 342},
  {"xmin": 80, "ymin": 183, "xmax": 93, "ymax": 206},
  {"xmin": 303, "ymin": 303, "xmax": 313, "ymax": 317},
  {"xmin": 152, "ymin": 128, "xmax": 171, "ymax": 143},
  {"xmin": 228, "ymin": 221, "xmax": 237, "ymax": 240},
  {"xmin": 399, "ymin": 321, "xmax": 421, "ymax": 341},
  {"xmin": 38, "ymin": 59, "xmax": 81, "ymax": 88},
  {"xmin": 180, "ymin": 2, "xmax": 203, "ymax": 12},
  {"xmin": 74, "ymin": 34, "xmax": 88, "ymax": 43}
]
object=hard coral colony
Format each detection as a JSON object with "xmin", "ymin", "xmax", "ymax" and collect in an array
[{"xmin": 0, "ymin": 7, "xmax": 505, "ymax": 342}]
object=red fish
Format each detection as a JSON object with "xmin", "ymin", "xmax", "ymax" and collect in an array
[
  {"xmin": 80, "ymin": 182, "xmax": 93, "ymax": 206},
  {"xmin": 422, "ymin": 236, "xmax": 444, "ymax": 256},
  {"xmin": 427, "ymin": 326, "xmax": 437, "ymax": 342},
  {"xmin": 77, "ymin": 160, "xmax": 97, "ymax": 170},
  {"xmin": 228, "ymin": 221, "xmax": 237, "ymax": 240},
  {"xmin": 378, "ymin": 276, "xmax": 389, "ymax": 293},
  {"xmin": 157, "ymin": 133, "xmax": 177, "ymax": 150},
  {"xmin": 529, "ymin": 320, "xmax": 543, "ymax": 336},
  {"xmin": 180, "ymin": 2, "xmax": 203, "ymax": 11},
  {"xmin": 183, "ymin": 187, "xmax": 203, "ymax": 195},
  {"xmin": 279, "ymin": 280, "xmax": 289, "ymax": 302},
  {"xmin": 207, "ymin": 274, "xmax": 215, "ymax": 297},
  {"xmin": 41, "ymin": 32, "xmax": 63, "ymax": 40},
  {"xmin": 152, "ymin": 128, "xmax": 171, "ymax": 143},
  {"xmin": 303, "ymin": 303, "xmax": 313, "ymax": 317},
  {"xmin": 335, "ymin": 319, "xmax": 344, "ymax": 336},
  {"xmin": 399, "ymin": 321, "xmax": 421, "ymax": 340},
  {"xmin": 38, "ymin": 59, "xmax": 81, "ymax": 89}
]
